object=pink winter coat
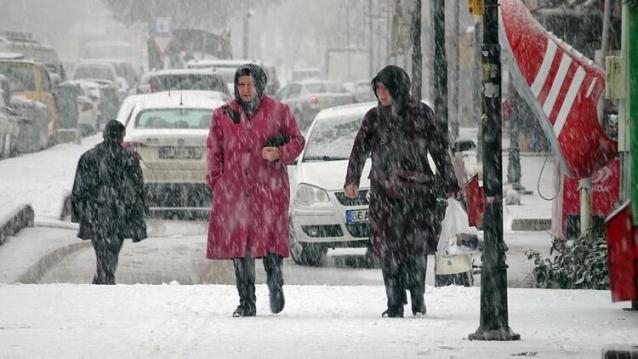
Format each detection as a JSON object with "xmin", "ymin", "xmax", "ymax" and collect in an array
[{"xmin": 206, "ymin": 96, "xmax": 305, "ymax": 259}]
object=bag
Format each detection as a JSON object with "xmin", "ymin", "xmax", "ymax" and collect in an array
[{"xmin": 436, "ymin": 198, "xmax": 478, "ymax": 256}]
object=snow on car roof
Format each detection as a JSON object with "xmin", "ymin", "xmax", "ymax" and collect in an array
[
  {"xmin": 134, "ymin": 90, "xmax": 227, "ymax": 110},
  {"xmin": 314, "ymin": 101, "xmax": 377, "ymax": 120}
]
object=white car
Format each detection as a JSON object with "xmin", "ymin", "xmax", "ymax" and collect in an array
[
  {"xmin": 288, "ymin": 102, "xmax": 375, "ymax": 265},
  {"xmin": 121, "ymin": 91, "xmax": 227, "ymax": 213}
]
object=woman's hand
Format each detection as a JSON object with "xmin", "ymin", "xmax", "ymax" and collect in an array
[
  {"xmin": 262, "ymin": 146, "xmax": 281, "ymax": 162},
  {"xmin": 344, "ymin": 183, "xmax": 359, "ymax": 199}
]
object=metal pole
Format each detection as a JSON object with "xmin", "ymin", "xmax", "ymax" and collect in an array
[
  {"xmin": 412, "ymin": 0, "xmax": 422, "ymax": 98},
  {"xmin": 242, "ymin": 13, "xmax": 249, "ymax": 59},
  {"xmin": 369, "ymin": 0, "xmax": 374, "ymax": 77},
  {"xmin": 432, "ymin": 0, "xmax": 448, "ymax": 137},
  {"xmin": 473, "ymin": 20, "xmax": 483, "ymax": 162},
  {"xmin": 469, "ymin": 0, "xmax": 520, "ymax": 341},
  {"xmin": 450, "ymin": 0, "xmax": 460, "ymax": 140}
]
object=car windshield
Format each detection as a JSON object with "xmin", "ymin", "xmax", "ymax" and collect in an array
[
  {"xmin": 150, "ymin": 74, "xmax": 228, "ymax": 94},
  {"xmin": 303, "ymin": 114, "xmax": 363, "ymax": 162},
  {"xmin": 135, "ymin": 108, "xmax": 213, "ymax": 129}
]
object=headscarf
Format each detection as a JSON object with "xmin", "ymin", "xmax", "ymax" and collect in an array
[
  {"xmin": 371, "ymin": 65, "xmax": 411, "ymax": 115},
  {"xmin": 234, "ymin": 63, "xmax": 268, "ymax": 116}
]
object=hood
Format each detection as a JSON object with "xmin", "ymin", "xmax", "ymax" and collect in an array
[
  {"xmin": 371, "ymin": 65, "xmax": 411, "ymax": 110},
  {"xmin": 233, "ymin": 63, "xmax": 267, "ymax": 101}
]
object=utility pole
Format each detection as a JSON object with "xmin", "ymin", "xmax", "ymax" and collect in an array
[
  {"xmin": 432, "ymin": 0, "xmax": 448, "ymax": 137},
  {"xmin": 468, "ymin": 0, "xmax": 520, "ymax": 341},
  {"xmin": 473, "ymin": 20, "xmax": 483, "ymax": 162},
  {"xmin": 412, "ymin": 0, "xmax": 422, "ymax": 98},
  {"xmin": 242, "ymin": 10, "xmax": 253, "ymax": 59},
  {"xmin": 450, "ymin": 0, "xmax": 460, "ymax": 140},
  {"xmin": 369, "ymin": 0, "xmax": 374, "ymax": 77},
  {"xmin": 627, "ymin": 0, "xmax": 638, "ymax": 312}
]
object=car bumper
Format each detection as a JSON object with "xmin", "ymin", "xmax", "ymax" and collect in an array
[{"xmin": 290, "ymin": 205, "xmax": 369, "ymax": 247}]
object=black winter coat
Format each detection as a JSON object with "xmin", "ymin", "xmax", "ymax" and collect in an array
[
  {"xmin": 345, "ymin": 98, "xmax": 460, "ymax": 264},
  {"xmin": 71, "ymin": 140, "xmax": 148, "ymax": 242}
]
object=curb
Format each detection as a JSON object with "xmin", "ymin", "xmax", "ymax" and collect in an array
[
  {"xmin": 15, "ymin": 241, "xmax": 91, "ymax": 284},
  {"xmin": 0, "ymin": 204, "xmax": 34, "ymax": 246},
  {"xmin": 511, "ymin": 218, "xmax": 551, "ymax": 231}
]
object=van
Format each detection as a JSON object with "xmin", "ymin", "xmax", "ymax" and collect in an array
[{"xmin": 0, "ymin": 58, "xmax": 59, "ymax": 145}]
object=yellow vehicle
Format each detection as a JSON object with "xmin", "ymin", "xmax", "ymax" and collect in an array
[{"xmin": 0, "ymin": 57, "xmax": 59, "ymax": 145}]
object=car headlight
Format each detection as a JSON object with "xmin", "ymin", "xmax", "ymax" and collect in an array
[{"xmin": 294, "ymin": 183, "xmax": 330, "ymax": 206}]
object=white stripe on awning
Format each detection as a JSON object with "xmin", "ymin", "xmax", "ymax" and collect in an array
[
  {"xmin": 531, "ymin": 39, "xmax": 558, "ymax": 97},
  {"xmin": 554, "ymin": 66, "xmax": 586, "ymax": 137}
]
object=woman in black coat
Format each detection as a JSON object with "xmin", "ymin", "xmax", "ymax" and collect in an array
[
  {"xmin": 344, "ymin": 65, "xmax": 459, "ymax": 317},
  {"xmin": 71, "ymin": 120, "xmax": 147, "ymax": 284}
]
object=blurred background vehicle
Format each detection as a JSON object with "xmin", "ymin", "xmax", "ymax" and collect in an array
[
  {"xmin": 275, "ymin": 79, "xmax": 357, "ymax": 132},
  {"xmin": 137, "ymin": 68, "xmax": 231, "ymax": 98},
  {"xmin": 121, "ymin": 90, "xmax": 227, "ymax": 216}
]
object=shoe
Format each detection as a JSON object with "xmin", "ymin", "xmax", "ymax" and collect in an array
[
  {"xmin": 270, "ymin": 287, "xmax": 285, "ymax": 314},
  {"xmin": 381, "ymin": 306, "xmax": 404, "ymax": 318},
  {"xmin": 412, "ymin": 304, "xmax": 427, "ymax": 316},
  {"xmin": 412, "ymin": 300, "xmax": 427, "ymax": 317},
  {"xmin": 232, "ymin": 304, "xmax": 256, "ymax": 317}
]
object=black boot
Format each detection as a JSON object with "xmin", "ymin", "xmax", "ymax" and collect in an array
[
  {"xmin": 406, "ymin": 255, "xmax": 428, "ymax": 316},
  {"xmin": 381, "ymin": 261, "xmax": 405, "ymax": 318},
  {"xmin": 264, "ymin": 253, "xmax": 285, "ymax": 314},
  {"xmin": 233, "ymin": 257, "xmax": 257, "ymax": 317},
  {"xmin": 382, "ymin": 306, "xmax": 404, "ymax": 318},
  {"xmin": 232, "ymin": 302, "xmax": 256, "ymax": 317}
]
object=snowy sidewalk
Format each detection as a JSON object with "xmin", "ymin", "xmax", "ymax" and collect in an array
[{"xmin": 0, "ymin": 284, "xmax": 635, "ymax": 358}]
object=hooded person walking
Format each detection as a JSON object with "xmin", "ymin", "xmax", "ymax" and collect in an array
[
  {"xmin": 344, "ymin": 65, "xmax": 459, "ymax": 317},
  {"xmin": 206, "ymin": 64, "xmax": 305, "ymax": 317},
  {"xmin": 71, "ymin": 120, "xmax": 148, "ymax": 285}
]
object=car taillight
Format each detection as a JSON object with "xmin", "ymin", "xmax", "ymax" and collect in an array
[
  {"xmin": 307, "ymin": 95, "xmax": 319, "ymax": 105},
  {"xmin": 122, "ymin": 141, "xmax": 146, "ymax": 160}
]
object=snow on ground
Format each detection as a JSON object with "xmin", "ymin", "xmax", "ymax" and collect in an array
[{"xmin": 0, "ymin": 284, "xmax": 635, "ymax": 358}]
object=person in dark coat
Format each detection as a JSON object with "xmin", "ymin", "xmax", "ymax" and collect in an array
[
  {"xmin": 206, "ymin": 64, "xmax": 305, "ymax": 317},
  {"xmin": 344, "ymin": 65, "xmax": 460, "ymax": 318},
  {"xmin": 71, "ymin": 120, "xmax": 147, "ymax": 285}
]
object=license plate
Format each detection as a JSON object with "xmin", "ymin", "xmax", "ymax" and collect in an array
[
  {"xmin": 346, "ymin": 209, "xmax": 368, "ymax": 224},
  {"xmin": 158, "ymin": 146, "xmax": 203, "ymax": 160}
]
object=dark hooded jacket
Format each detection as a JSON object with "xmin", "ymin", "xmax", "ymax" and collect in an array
[
  {"xmin": 344, "ymin": 65, "xmax": 460, "ymax": 262},
  {"xmin": 71, "ymin": 120, "xmax": 148, "ymax": 242}
]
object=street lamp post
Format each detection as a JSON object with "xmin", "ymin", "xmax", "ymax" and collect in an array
[
  {"xmin": 468, "ymin": 0, "xmax": 520, "ymax": 341},
  {"xmin": 242, "ymin": 10, "xmax": 253, "ymax": 59}
]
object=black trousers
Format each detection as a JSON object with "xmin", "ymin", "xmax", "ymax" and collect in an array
[
  {"xmin": 233, "ymin": 253, "xmax": 283, "ymax": 307},
  {"xmin": 91, "ymin": 235, "xmax": 124, "ymax": 285},
  {"xmin": 381, "ymin": 254, "xmax": 427, "ymax": 313}
]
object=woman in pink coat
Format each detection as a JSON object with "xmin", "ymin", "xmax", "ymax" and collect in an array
[{"xmin": 206, "ymin": 64, "xmax": 305, "ymax": 317}]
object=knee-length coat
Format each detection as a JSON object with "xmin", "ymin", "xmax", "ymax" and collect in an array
[
  {"xmin": 206, "ymin": 96, "xmax": 305, "ymax": 259},
  {"xmin": 345, "ymin": 98, "xmax": 460, "ymax": 264}
]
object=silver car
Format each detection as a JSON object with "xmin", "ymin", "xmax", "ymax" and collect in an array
[
  {"xmin": 275, "ymin": 80, "xmax": 357, "ymax": 132},
  {"xmin": 288, "ymin": 102, "xmax": 375, "ymax": 265}
]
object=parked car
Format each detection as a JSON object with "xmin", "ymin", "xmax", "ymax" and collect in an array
[
  {"xmin": 72, "ymin": 60, "xmax": 126, "ymax": 104},
  {"xmin": 0, "ymin": 56, "xmax": 58, "ymax": 147},
  {"xmin": 138, "ymin": 69, "xmax": 231, "ymax": 97},
  {"xmin": 288, "ymin": 102, "xmax": 376, "ymax": 265},
  {"xmin": 121, "ymin": 91, "xmax": 227, "ymax": 214},
  {"xmin": 275, "ymin": 79, "xmax": 357, "ymax": 131},
  {"xmin": 186, "ymin": 58, "xmax": 281, "ymax": 95},
  {"xmin": 344, "ymin": 79, "xmax": 375, "ymax": 102}
]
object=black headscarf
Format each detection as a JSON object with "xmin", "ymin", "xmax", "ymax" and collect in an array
[
  {"xmin": 371, "ymin": 65, "xmax": 411, "ymax": 115},
  {"xmin": 234, "ymin": 63, "xmax": 268, "ymax": 116}
]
